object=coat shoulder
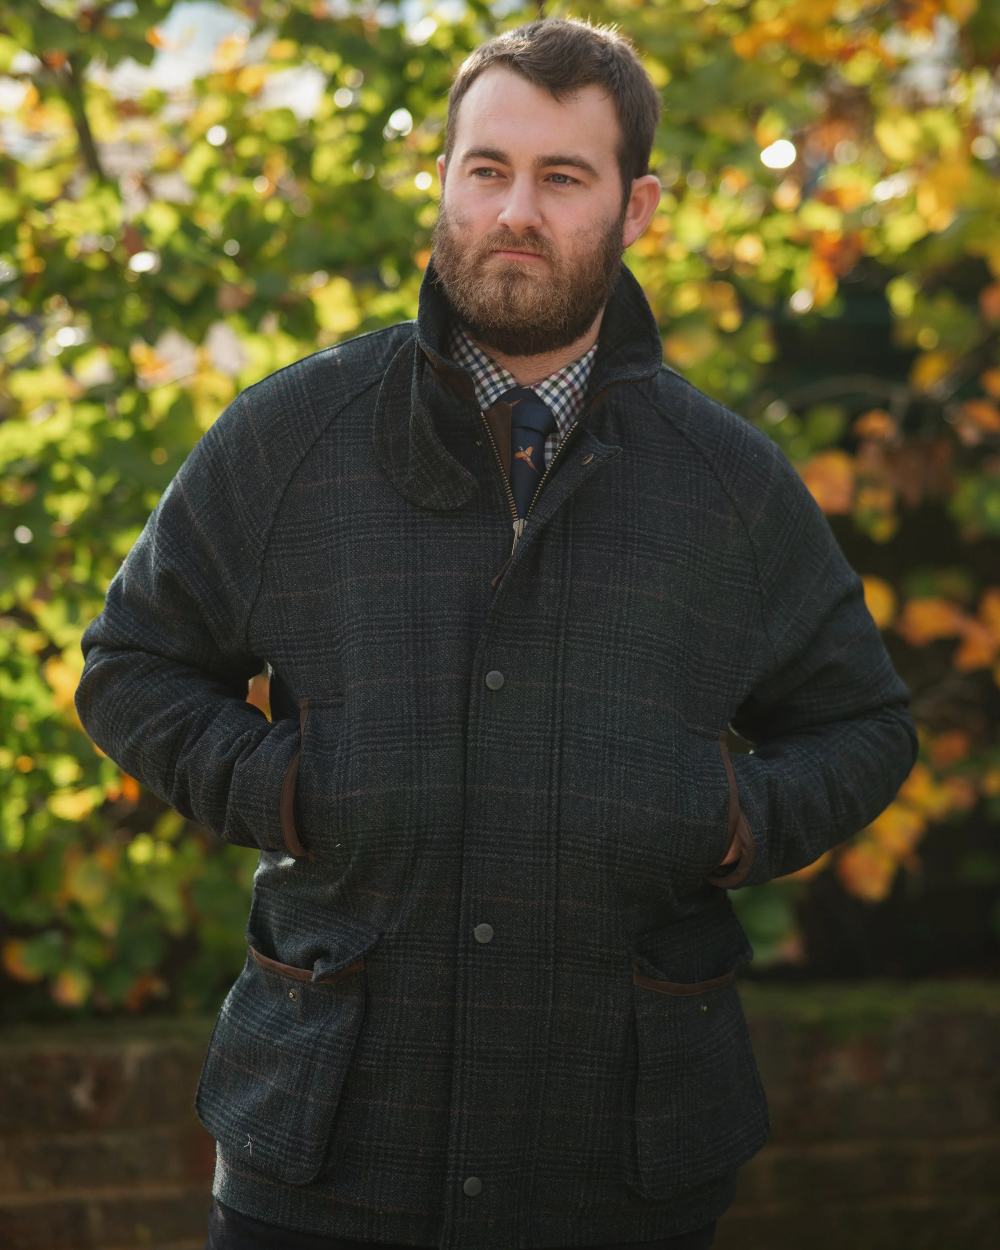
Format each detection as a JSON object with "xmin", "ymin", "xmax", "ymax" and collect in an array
[
  {"xmin": 236, "ymin": 321, "xmax": 415, "ymax": 439},
  {"xmin": 647, "ymin": 365, "xmax": 810, "ymax": 529}
]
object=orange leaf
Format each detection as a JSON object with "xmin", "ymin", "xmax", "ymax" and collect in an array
[
  {"xmin": 980, "ymin": 369, "xmax": 1000, "ymax": 399},
  {"xmin": 852, "ymin": 408, "xmax": 897, "ymax": 441},
  {"xmin": 895, "ymin": 597, "xmax": 967, "ymax": 645},
  {"xmin": 959, "ymin": 399, "xmax": 1000, "ymax": 432},
  {"xmin": 978, "ymin": 588, "xmax": 1000, "ymax": 638},
  {"xmin": 800, "ymin": 450, "xmax": 854, "ymax": 514},
  {"xmin": 941, "ymin": 775, "xmax": 978, "ymax": 812},
  {"xmin": 928, "ymin": 730, "xmax": 971, "ymax": 768},
  {"xmin": 2, "ymin": 940, "xmax": 45, "ymax": 984},
  {"xmin": 979, "ymin": 284, "xmax": 1000, "ymax": 323},
  {"xmin": 954, "ymin": 619, "xmax": 999, "ymax": 671},
  {"xmin": 836, "ymin": 841, "xmax": 896, "ymax": 902}
]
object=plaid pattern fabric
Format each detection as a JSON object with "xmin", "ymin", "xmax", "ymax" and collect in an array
[
  {"xmin": 445, "ymin": 320, "xmax": 597, "ymax": 467},
  {"xmin": 75, "ymin": 258, "xmax": 918, "ymax": 1249}
]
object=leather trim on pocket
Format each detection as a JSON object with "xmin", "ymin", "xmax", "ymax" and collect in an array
[
  {"xmin": 278, "ymin": 698, "xmax": 312, "ymax": 860},
  {"xmin": 632, "ymin": 964, "xmax": 737, "ymax": 996},
  {"xmin": 249, "ymin": 944, "xmax": 364, "ymax": 986},
  {"xmin": 706, "ymin": 732, "xmax": 756, "ymax": 888},
  {"xmin": 624, "ymin": 959, "xmax": 770, "ymax": 1199}
]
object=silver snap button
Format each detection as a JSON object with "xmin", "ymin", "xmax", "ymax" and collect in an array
[
  {"xmin": 463, "ymin": 1176, "xmax": 482, "ymax": 1197},
  {"xmin": 287, "ymin": 989, "xmax": 297, "ymax": 1000},
  {"xmin": 473, "ymin": 923, "xmax": 494, "ymax": 944},
  {"xmin": 484, "ymin": 670, "xmax": 504, "ymax": 690}
]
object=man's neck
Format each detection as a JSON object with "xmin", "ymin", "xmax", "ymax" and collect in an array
[{"xmin": 468, "ymin": 308, "xmax": 604, "ymax": 386}]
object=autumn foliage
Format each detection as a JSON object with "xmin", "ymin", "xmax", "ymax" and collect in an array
[{"xmin": 1, "ymin": 0, "xmax": 998, "ymax": 1015}]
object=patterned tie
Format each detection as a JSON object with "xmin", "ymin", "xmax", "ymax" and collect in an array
[{"xmin": 501, "ymin": 385, "xmax": 557, "ymax": 520}]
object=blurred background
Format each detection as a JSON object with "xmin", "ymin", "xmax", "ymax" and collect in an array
[{"xmin": 1, "ymin": 1, "xmax": 998, "ymax": 1247}]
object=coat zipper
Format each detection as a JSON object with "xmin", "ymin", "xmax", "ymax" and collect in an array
[{"xmin": 481, "ymin": 410, "xmax": 581, "ymax": 589}]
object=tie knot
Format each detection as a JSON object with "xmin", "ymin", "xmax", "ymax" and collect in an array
[{"xmin": 500, "ymin": 386, "xmax": 556, "ymax": 436}]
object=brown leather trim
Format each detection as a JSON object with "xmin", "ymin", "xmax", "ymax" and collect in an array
[
  {"xmin": 705, "ymin": 732, "xmax": 756, "ymax": 888},
  {"xmin": 249, "ymin": 944, "xmax": 364, "ymax": 985},
  {"xmin": 633, "ymin": 964, "xmax": 737, "ymax": 996},
  {"xmin": 278, "ymin": 698, "xmax": 313, "ymax": 860},
  {"xmin": 482, "ymin": 402, "xmax": 512, "ymax": 478},
  {"xmin": 426, "ymin": 355, "xmax": 477, "ymax": 402}
]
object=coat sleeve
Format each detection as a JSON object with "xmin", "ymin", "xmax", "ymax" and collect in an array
[
  {"xmin": 74, "ymin": 390, "xmax": 305, "ymax": 856},
  {"xmin": 705, "ymin": 433, "xmax": 919, "ymax": 891}
]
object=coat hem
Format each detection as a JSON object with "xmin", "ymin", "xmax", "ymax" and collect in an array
[{"xmin": 211, "ymin": 1144, "xmax": 739, "ymax": 1249}]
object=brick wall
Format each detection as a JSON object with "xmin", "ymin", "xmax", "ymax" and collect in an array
[{"xmin": 1, "ymin": 981, "xmax": 997, "ymax": 1250}]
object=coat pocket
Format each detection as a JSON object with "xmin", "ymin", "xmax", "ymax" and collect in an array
[
  {"xmin": 194, "ymin": 917, "xmax": 381, "ymax": 1185},
  {"xmin": 625, "ymin": 954, "xmax": 770, "ymax": 1198}
]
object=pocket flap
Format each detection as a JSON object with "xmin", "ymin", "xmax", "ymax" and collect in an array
[{"xmin": 246, "ymin": 900, "xmax": 383, "ymax": 983}]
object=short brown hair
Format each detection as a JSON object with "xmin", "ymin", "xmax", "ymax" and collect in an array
[{"xmin": 443, "ymin": 17, "xmax": 662, "ymax": 203}]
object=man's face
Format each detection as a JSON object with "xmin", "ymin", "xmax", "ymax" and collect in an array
[{"xmin": 432, "ymin": 67, "xmax": 633, "ymax": 357}]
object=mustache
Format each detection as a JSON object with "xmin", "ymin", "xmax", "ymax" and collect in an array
[{"xmin": 477, "ymin": 232, "xmax": 554, "ymax": 261}]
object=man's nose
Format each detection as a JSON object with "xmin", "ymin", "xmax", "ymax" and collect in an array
[{"xmin": 496, "ymin": 178, "xmax": 543, "ymax": 234}]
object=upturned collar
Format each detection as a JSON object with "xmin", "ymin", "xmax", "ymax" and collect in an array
[{"xmin": 372, "ymin": 256, "xmax": 664, "ymax": 511}]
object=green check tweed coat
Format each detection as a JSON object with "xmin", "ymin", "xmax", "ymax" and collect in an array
[{"xmin": 75, "ymin": 260, "xmax": 918, "ymax": 1248}]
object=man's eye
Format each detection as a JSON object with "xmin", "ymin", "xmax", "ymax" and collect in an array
[
  {"xmin": 548, "ymin": 173, "xmax": 579, "ymax": 185},
  {"xmin": 471, "ymin": 167, "xmax": 500, "ymax": 178}
]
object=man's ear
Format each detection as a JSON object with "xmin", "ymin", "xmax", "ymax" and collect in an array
[
  {"xmin": 436, "ymin": 154, "xmax": 447, "ymax": 191},
  {"xmin": 622, "ymin": 174, "xmax": 662, "ymax": 251}
]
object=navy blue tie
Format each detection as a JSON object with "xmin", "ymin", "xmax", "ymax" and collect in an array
[{"xmin": 501, "ymin": 386, "xmax": 556, "ymax": 520}]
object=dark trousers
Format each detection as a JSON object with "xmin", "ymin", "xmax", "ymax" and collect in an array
[{"xmin": 205, "ymin": 1197, "xmax": 718, "ymax": 1250}]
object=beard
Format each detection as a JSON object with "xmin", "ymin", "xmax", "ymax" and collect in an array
[{"xmin": 430, "ymin": 200, "xmax": 626, "ymax": 357}]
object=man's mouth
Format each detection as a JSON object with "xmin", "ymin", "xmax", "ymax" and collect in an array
[{"xmin": 491, "ymin": 248, "xmax": 546, "ymax": 261}]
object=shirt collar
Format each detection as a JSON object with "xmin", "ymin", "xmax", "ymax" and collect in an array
[{"xmin": 445, "ymin": 320, "xmax": 598, "ymax": 435}]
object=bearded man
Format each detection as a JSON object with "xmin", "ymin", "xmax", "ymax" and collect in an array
[{"xmin": 75, "ymin": 16, "xmax": 918, "ymax": 1250}]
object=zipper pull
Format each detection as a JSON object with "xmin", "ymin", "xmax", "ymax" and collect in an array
[
  {"xmin": 490, "ymin": 555, "xmax": 512, "ymax": 590},
  {"xmin": 491, "ymin": 518, "xmax": 526, "ymax": 590}
]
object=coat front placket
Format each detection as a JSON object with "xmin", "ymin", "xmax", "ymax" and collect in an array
[{"xmin": 439, "ymin": 423, "xmax": 623, "ymax": 1250}]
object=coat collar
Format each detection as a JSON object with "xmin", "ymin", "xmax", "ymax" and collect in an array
[{"xmin": 372, "ymin": 255, "xmax": 663, "ymax": 511}]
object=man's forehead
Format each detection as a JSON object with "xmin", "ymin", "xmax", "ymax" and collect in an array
[{"xmin": 452, "ymin": 67, "xmax": 620, "ymax": 166}]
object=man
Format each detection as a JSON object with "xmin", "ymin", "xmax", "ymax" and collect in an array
[{"xmin": 75, "ymin": 16, "xmax": 918, "ymax": 1250}]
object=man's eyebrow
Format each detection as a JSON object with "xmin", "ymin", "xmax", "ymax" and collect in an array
[{"xmin": 459, "ymin": 147, "xmax": 600, "ymax": 178}]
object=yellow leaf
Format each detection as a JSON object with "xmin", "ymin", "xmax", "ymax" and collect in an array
[
  {"xmin": 213, "ymin": 31, "xmax": 248, "ymax": 73},
  {"xmin": 942, "ymin": 0, "xmax": 979, "ymax": 23},
  {"xmin": 868, "ymin": 805, "xmax": 926, "ymax": 855},
  {"xmin": 50, "ymin": 788, "xmax": 100, "ymax": 822},
  {"xmin": 917, "ymin": 159, "xmax": 970, "ymax": 232},
  {"xmin": 861, "ymin": 576, "xmax": 897, "ymax": 628},
  {"xmin": 311, "ymin": 276, "xmax": 361, "ymax": 335},
  {"xmin": 874, "ymin": 112, "xmax": 923, "ymax": 163},
  {"xmin": 236, "ymin": 65, "xmax": 268, "ymax": 96},
  {"xmin": 51, "ymin": 968, "xmax": 92, "ymax": 1008},
  {"xmin": 897, "ymin": 763, "xmax": 954, "ymax": 819},
  {"xmin": 910, "ymin": 350, "xmax": 955, "ymax": 391},
  {"xmin": 43, "ymin": 655, "xmax": 81, "ymax": 714},
  {"xmin": 267, "ymin": 39, "xmax": 298, "ymax": 60},
  {"xmin": 662, "ymin": 325, "xmax": 718, "ymax": 369}
]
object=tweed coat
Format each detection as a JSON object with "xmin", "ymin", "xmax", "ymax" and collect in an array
[{"xmin": 75, "ymin": 259, "xmax": 918, "ymax": 1249}]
